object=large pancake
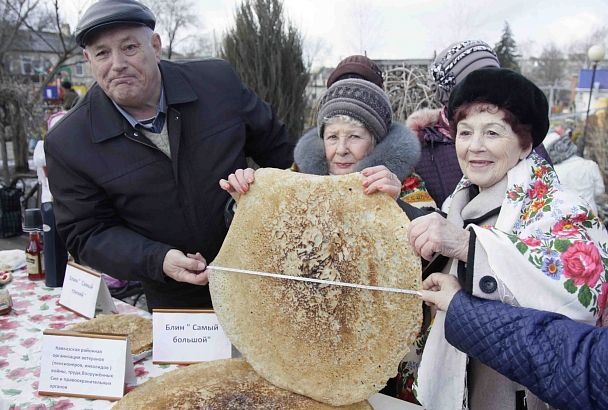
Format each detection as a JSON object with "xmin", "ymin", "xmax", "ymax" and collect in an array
[
  {"xmin": 210, "ymin": 169, "xmax": 422, "ymax": 405},
  {"xmin": 113, "ymin": 358, "xmax": 371, "ymax": 409}
]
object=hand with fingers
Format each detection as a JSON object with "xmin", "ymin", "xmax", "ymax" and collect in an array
[
  {"xmin": 419, "ymin": 272, "xmax": 462, "ymax": 311},
  {"xmin": 360, "ymin": 165, "xmax": 402, "ymax": 199},
  {"xmin": 162, "ymin": 249, "xmax": 209, "ymax": 285},
  {"xmin": 219, "ymin": 168, "xmax": 256, "ymax": 202},
  {"xmin": 407, "ymin": 212, "xmax": 470, "ymax": 261}
]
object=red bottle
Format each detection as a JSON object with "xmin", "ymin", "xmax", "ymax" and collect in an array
[
  {"xmin": 23, "ymin": 208, "xmax": 45, "ymax": 281},
  {"xmin": 26, "ymin": 231, "xmax": 45, "ymax": 281}
]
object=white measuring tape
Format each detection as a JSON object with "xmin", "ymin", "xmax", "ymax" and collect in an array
[{"xmin": 209, "ymin": 265, "xmax": 421, "ymax": 296}]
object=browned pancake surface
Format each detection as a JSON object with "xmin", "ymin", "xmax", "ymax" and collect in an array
[
  {"xmin": 210, "ymin": 169, "xmax": 422, "ymax": 405},
  {"xmin": 113, "ymin": 358, "xmax": 372, "ymax": 409},
  {"xmin": 70, "ymin": 314, "xmax": 152, "ymax": 354}
]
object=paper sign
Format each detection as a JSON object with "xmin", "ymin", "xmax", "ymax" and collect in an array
[
  {"xmin": 38, "ymin": 329, "xmax": 135, "ymax": 401},
  {"xmin": 152, "ymin": 309, "xmax": 232, "ymax": 364},
  {"xmin": 58, "ymin": 262, "xmax": 116, "ymax": 319}
]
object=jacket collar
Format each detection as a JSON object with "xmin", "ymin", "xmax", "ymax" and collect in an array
[{"xmin": 90, "ymin": 60, "xmax": 198, "ymax": 143}]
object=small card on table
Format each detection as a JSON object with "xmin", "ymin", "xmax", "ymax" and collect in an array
[
  {"xmin": 58, "ymin": 262, "xmax": 116, "ymax": 319},
  {"xmin": 152, "ymin": 309, "xmax": 232, "ymax": 364},
  {"xmin": 38, "ymin": 329, "xmax": 135, "ymax": 401}
]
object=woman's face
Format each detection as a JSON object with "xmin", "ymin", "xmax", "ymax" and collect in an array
[
  {"xmin": 323, "ymin": 118, "xmax": 375, "ymax": 175},
  {"xmin": 455, "ymin": 107, "xmax": 532, "ymax": 189}
]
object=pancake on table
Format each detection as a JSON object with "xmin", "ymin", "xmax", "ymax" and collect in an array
[
  {"xmin": 70, "ymin": 314, "xmax": 152, "ymax": 355},
  {"xmin": 210, "ymin": 169, "xmax": 422, "ymax": 406},
  {"xmin": 113, "ymin": 358, "xmax": 372, "ymax": 409}
]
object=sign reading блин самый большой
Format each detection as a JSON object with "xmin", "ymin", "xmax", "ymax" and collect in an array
[{"xmin": 152, "ymin": 309, "xmax": 232, "ymax": 364}]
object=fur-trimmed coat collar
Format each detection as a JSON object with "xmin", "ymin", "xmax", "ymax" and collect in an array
[{"xmin": 294, "ymin": 122, "xmax": 421, "ymax": 181}]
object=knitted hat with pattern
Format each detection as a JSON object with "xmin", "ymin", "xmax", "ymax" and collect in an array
[
  {"xmin": 429, "ymin": 40, "xmax": 500, "ymax": 105},
  {"xmin": 317, "ymin": 78, "xmax": 392, "ymax": 142}
]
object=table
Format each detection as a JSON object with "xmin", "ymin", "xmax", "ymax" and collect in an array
[
  {"xmin": 1, "ymin": 267, "xmax": 420, "ymax": 410},
  {"xmin": 0, "ymin": 268, "xmax": 177, "ymax": 410}
]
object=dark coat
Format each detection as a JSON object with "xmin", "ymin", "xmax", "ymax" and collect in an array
[
  {"xmin": 45, "ymin": 59, "xmax": 293, "ymax": 310},
  {"xmin": 445, "ymin": 291, "xmax": 608, "ymax": 410}
]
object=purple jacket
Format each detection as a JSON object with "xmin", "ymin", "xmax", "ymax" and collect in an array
[{"xmin": 445, "ymin": 291, "xmax": 608, "ymax": 410}]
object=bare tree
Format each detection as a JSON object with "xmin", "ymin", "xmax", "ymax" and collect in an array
[
  {"xmin": 433, "ymin": 0, "xmax": 486, "ymax": 50},
  {"xmin": 0, "ymin": 0, "xmax": 80, "ymax": 176},
  {"xmin": 303, "ymin": 36, "xmax": 330, "ymax": 70},
  {"xmin": 0, "ymin": 0, "xmax": 43, "ymax": 177},
  {"xmin": 384, "ymin": 65, "xmax": 437, "ymax": 122},
  {"xmin": 347, "ymin": 0, "xmax": 382, "ymax": 57},
  {"xmin": 567, "ymin": 26, "xmax": 608, "ymax": 67},
  {"xmin": 145, "ymin": 0, "xmax": 198, "ymax": 60},
  {"xmin": 179, "ymin": 33, "xmax": 214, "ymax": 59},
  {"xmin": 0, "ymin": 0, "xmax": 39, "ymax": 72},
  {"xmin": 532, "ymin": 43, "xmax": 566, "ymax": 86}
]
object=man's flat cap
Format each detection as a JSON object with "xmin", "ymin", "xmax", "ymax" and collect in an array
[{"xmin": 75, "ymin": 0, "xmax": 156, "ymax": 47}]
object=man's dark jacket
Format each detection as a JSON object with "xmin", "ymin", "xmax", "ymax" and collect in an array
[
  {"xmin": 45, "ymin": 59, "xmax": 294, "ymax": 310},
  {"xmin": 446, "ymin": 291, "xmax": 608, "ymax": 410}
]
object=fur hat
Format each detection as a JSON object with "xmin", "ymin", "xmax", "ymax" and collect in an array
[
  {"xmin": 429, "ymin": 40, "xmax": 499, "ymax": 105},
  {"xmin": 327, "ymin": 55, "xmax": 384, "ymax": 88},
  {"xmin": 447, "ymin": 67, "xmax": 550, "ymax": 148},
  {"xmin": 317, "ymin": 78, "xmax": 392, "ymax": 142},
  {"xmin": 75, "ymin": 0, "xmax": 156, "ymax": 47}
]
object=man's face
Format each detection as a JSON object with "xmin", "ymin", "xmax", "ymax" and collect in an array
[{"xmin": 83, "ymin": 25, "xmax": 161, "ymax": 112}]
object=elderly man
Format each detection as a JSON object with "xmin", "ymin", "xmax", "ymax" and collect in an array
[{"xmin": 45, "ymin": 0, "xmax": 293, "ymax": 310}]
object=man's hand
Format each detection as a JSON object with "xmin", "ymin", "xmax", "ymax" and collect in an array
[
  {"xmin": 361, "ymin": 165, "xmax": 402, "ymax": 199},
  {"xmin": 162, "ymin": 249, "xmax": 209, "ymax": 285},
  {"xmin": 219, "ymin": 168, "xmax": 255, "ymax": 202},
  {"xmin": 407, "ymin": 212, "xmax": 470, "ymax": 261},
  {"xmin": 420, "ymin": 273, "xmax": 462, "ymax": 311}
]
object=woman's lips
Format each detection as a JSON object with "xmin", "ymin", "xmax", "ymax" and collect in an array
[
  {"xmin": 335, "ymin": 163, "xmax": 354, "ymax": 169},
  {"xmin": 469, "ymin": 160, "xmax": 493, "ymax": 168}
]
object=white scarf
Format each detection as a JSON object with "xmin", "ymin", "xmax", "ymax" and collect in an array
[{"xmin": 416, "ymin": 153, "xmax": 608, "ymax": 410}]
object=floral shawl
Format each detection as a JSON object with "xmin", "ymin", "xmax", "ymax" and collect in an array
[{"xmin": 415, "ymin": 153, "xmax": 608, "ymax": 410}]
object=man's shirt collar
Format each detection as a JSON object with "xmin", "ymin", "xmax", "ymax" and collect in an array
[{"xmin": 113, "ymin": 85, "xmax": 167, "ymax": 133}]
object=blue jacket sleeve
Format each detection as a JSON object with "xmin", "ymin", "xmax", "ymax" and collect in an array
[{"xmin": 444, "ymin": 291, "xmax": 608, "ymax": 410}]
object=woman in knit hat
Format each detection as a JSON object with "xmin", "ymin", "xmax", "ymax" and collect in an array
[
  {"xmin": 406, "ymin": 40, "xmax": 500, "ymax": 209},
  {"xmin": 408, "ymin": 67, "xmax": 608, "ymax": 410},
  {"xmin": 220, "ymin": 78, "xmax": 434, "ymax": 209},
  {"xmin": 407, "ymin": 40, "xmax": 551, "ymax": 209}
]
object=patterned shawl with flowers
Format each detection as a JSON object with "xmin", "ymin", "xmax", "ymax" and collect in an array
[
  {"xmin": 415, "ymin": 152, "xmax": 608, "ymax": 410},
  {"xmin": 471, "ymin": 152, "xmax": 608, "ymax": 320}
]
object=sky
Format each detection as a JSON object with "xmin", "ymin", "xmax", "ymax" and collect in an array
[{"xmin": 58, "ymin": 0, "xmax": 608, "ymax": 68}]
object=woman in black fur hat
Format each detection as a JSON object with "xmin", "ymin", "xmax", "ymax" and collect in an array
[{"xmin": 409, "ymin": 67, "xmax": 608, "ymax": 410}]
